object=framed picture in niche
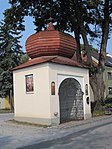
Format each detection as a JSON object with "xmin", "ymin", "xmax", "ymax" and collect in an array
[
  {"xmin": 85, "ymin": 84, "xmax": 88, "ymax": 95},
  {"xmin": 25, "ymin": 74, "xmax": 34, "ymax": 93},
  {"xmin": 51, "ymin": 81, "xmax": 55, "ymax": 95}
]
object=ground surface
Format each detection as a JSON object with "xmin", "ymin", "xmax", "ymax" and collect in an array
[{"xmin": 0, "ymin": 113, "xmax": 112, "ymax": 149}]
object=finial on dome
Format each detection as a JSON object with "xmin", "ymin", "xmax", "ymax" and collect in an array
[{"xmin": 46, "ymin": 22, "xmax": 55, "ymax": 31}]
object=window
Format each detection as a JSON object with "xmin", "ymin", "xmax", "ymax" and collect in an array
[
  {"xmin": 25, "ymin": 74, "xmax": 34, "ymax": 93},
  {"xmin": 108, "ymin": 72, "xmax": 112, "ymax": 80},
  {"xmin": 108, "ymin": 87, "xmax": 112, "ymax": 94}
]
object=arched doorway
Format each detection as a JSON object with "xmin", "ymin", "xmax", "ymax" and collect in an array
[{"xmin": 59, "ymin": 78, "xmax": 84, "ymax": 123}]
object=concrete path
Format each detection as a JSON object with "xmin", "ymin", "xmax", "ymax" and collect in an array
[{"xmin": 0, "ymin": 113, "xmax": 112, "ymax": 149}]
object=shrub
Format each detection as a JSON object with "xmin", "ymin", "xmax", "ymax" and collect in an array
[
  {"xmin": 104, "ymin": 103, "xmax": 112, "ymax": 109},
  {"xmin": 105, "ymin": 98, "xmax": 112, "ymax": 104}
]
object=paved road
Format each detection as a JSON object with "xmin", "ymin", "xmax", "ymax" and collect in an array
[
  {"xmin": 19, "ymin": 120, "xmax": 112, "ymax": 149},
  {"xmin": 0, "ymin": 113, "xmax": 112, "ymax": 149}
]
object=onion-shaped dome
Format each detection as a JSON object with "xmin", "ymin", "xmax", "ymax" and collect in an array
[{"xmin": 26, "ymin": 22, "xmax": 77, "ymax": 59}]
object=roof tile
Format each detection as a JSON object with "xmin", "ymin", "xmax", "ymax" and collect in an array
[{"xmin": 12, "ymin": 56, "xmax": 88, "ymax": 71}]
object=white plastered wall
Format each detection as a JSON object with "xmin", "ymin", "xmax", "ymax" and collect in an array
[
  {"xmin": 49, "ymin": 63, "xmax": 91, "ymax": 122},
  {"xmin": 13, "ymin": 63, "xmax": 51, "ymax": 124},
  {"xmin": 13, "ymin": 62, "xmax": 91, "ymax": 125}
]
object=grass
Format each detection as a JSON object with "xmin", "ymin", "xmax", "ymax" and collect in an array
[
  {"xmin": 92, "ymin": 110, "xmax": 105, "ymax": 117},
  {"xmin": 0, "ymin": 109, "xmax": 14, "ymax": 113}
]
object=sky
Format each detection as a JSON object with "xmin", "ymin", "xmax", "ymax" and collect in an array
[{"xmin": 0, "ymin": 0, "xmax": 112, "ymax": 55}]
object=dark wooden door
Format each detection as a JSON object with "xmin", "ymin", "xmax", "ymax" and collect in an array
[{"xmin": 59, "ymin": 78, "xmax": 84, "ymax": 123}]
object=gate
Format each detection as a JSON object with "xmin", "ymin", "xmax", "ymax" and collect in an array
[{"xmin": 59, "ymin": 78, "xmax": 84, "ymax": 123}]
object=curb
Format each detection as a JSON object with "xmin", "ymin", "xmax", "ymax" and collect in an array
[{"xmin": 53, "ymin": 115, "xmax": 112, "ymax": 129}]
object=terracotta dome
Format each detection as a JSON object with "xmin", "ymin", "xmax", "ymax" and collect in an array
[{"xmin": 26, "ymin": 22, "xmax": 77, "ymax": 59}]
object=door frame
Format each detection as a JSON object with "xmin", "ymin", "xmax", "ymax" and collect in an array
[{"xmin": 58, "ymin": 75, "xmax": 84, "ymax": 123}]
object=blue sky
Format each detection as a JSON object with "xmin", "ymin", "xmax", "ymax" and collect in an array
[{"xmin": 0, "ymin": 0, "xmax": 112, "ymax": 55}]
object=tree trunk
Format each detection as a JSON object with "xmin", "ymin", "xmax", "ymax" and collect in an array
[
  {"xmin": 73, "ymin": 0, "xmax": 92, "ymax": 66},
  {"xmin": 90, "ymin": 71, "xmax": 105, "ymax": 110},
  {"xmin": 90, "ymin": 76, "xmax": 98, "ymax": 102},
  {"xmin": 72, "ymin": 0, "xmax": 110, "ymax": 111},
  {"xmin": 74, "ymin": 28, "xmax": 82, "ymax": 62},
  {"xmin": 99, "ymin": 0, "xmax": 109, "ymax": 68},
  {"xmin": 90, "ymin": 0, "xmax": 110, "ymax": 111},
  {"xmin": 97, "ymin": 0, "xmax": 109, "ymax": 102},
  {"xmin": 81, "ymin": 24, "xmax": 92, "ymax": 66}
]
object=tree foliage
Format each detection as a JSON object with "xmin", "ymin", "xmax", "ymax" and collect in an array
[
  {"xmin": 0, "ymin": 19, "xmax": 24, "ymax": 97},
  {"xmin": 4, "ymin": 1, "xmax": 111, "ymax": 63},
  {"xmin": 1, "ymin": 0, "xmax": 112, "ymax": 102}
]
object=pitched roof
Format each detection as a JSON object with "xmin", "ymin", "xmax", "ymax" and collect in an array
[
  {"xmin": 12, "ymin": 56, "xmax": 88, "ymax": 71},
  {"xmin": 105, "ymin": 55, "xmax": 112, "ymax": 67},
  {"xmin": 91, "ymin": 51, "xmax": 112, "ymax": 67}
]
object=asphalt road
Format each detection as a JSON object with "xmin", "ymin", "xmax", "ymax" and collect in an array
[
  {"xmin": 18, "ymin": 120, "xmax": 112, "ymax": 149},
  {"xmin": 0, "ymin": 114, "xmax": 112, "ymax": 149}
]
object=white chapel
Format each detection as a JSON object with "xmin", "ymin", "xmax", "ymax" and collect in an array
[{"xmin": 13, "ymin": 22, "xmax": 91, "ymax": 125}]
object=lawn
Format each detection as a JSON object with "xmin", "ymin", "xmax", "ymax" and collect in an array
[
  {"xmin": 93, "ymin": 110, "xmax": 105, "ymax": 117},
  {"xmin": 0, "ymin": 109, "xmax": 13, "ymax": 113}
]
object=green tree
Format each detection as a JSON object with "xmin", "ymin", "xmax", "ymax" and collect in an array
[
  {"xmin": 0, "ymin": 19, "xmax": 24, "ymax": 109},
  {"xmin": 3, "ymin": 0, "xmax": 112, "ymax": 108},
  {"xmin": 20, "ymin": 53, "xmax": 29, "ymax": 64},
  {"xmin": 88, "ymin": 0, "xmax": 112, "ymax": 109}
]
